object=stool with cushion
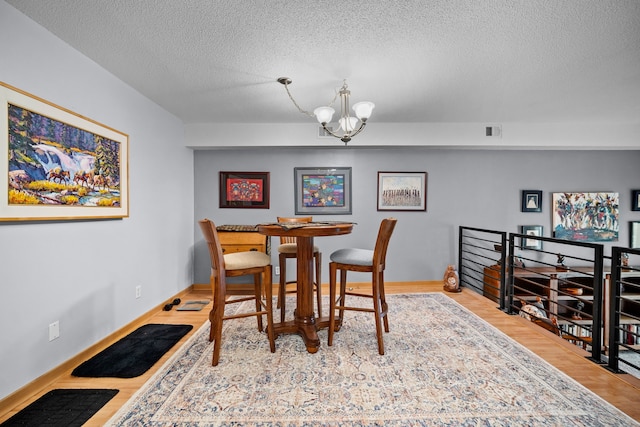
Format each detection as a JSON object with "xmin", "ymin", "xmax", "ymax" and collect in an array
[
  {"xmin": 276, "ymin": 216, "xmax": 322, "ymax": 322},
  {"xmin": 199, "ymin": 218, "xmax": 275, "ymax": 366},
  {"xmin": 328, "ymin": 218, "xmax": 397, "ymax": 355}
]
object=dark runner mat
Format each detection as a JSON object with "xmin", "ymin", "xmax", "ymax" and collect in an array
[
  {"xmin": 71, "ymin": 323, "xmax": 193, "ymax": 378},
  {"xmin": 0, "ymin": 389, "xmax": 118, "ymax": 427}
]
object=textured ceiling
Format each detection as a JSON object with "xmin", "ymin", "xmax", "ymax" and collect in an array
[{"xmin": 5, "ymin": 0, "xmax": 640, "ymax": 126}]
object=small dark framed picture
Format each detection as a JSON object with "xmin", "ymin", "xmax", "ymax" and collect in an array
[
  {"xmin": 219, "ymin": 171, "xmax": 270, "ymax": 209},
  {"xmin": 632, "ymin": 190, "xmax": 640, "ymax": 211},
  {"xmin": 521, "ymin": 190, "xmax": 542, "ymax": 212},
  {"xmin": 631, "ymin": 222, "xmax": 640, "ymax": 248},
  {"xmin": 520, "ymin": 225, "xmax": 543, "ymax": 250}
]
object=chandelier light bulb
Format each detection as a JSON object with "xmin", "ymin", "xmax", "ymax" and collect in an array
[
  {"xmin": 353, "ymin": 101, "xmax": 375, "ymax": 120},
  {"xmin": 339, "ymin": 116, "xmax": 359, "ymax": 132},
  {"xmin": 313, "ymin": 106, "xmax": 335, "ymax": 124}
]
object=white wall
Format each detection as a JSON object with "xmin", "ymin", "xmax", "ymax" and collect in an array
[
  {"xmin": 186, "ymin": 122, "xmax": 640, "ymax": 150},
  {"xmin": 0, "ymin": 3, "xmax": 194, "ymax": 400},
  {"xmin": 193, "ymin": 148, "xmax": 640, "ymax": 284}
]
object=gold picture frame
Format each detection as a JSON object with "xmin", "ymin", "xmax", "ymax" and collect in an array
[{"xmin": 2, "ymin": 82, "xmax": 129, "ymax": 221}]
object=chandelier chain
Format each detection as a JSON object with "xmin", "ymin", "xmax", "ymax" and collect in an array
[
  {"xmin": 281, "ymin": 81, "xmax": 313, "ymax": 118},
  {"xmin": 282, "ymin": 81, "xmax": 340, "ymax": 118}
]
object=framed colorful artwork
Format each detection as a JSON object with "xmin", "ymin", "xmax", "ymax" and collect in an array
[
  {"xmin": 521, "ymin": 190, "xmax": 542, "ymax": 212},
  {"xmin": 520, "ymin": 225, "xmax": 543, "ymax": 250},
  {"xmin": 377, "ymin": 171, "xmax": 427, "ymax": 211},
  {"xmin": 552, "ymin": 192, "xmax": 619, "ymax": 242},
  {"xmin": 632, "ymin": 190, "xmax": 640, "ymax": 211},
  {"xmin": 219, "ymin": 171, "xmax": 270, "ymax": 208},
  {"xmin": 294, "ymin": 167, "xmax": 351, "ymax": 215},
  {"xmin": 2, "ymin": 81, "xmax": 129, "ymax": 221}
]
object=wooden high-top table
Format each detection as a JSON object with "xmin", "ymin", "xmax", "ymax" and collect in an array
[{"xmin": 258, "ymin": 221, "xmax": 353, "ymax": 353}]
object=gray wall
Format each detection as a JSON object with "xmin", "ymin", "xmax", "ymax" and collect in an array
[
  {"xmin": 194, "ymin": 148, "xmax": 640, "ymax": 284},
  {"xmin": 0, "ymin": 3, "xmax": 194, "ymax": 400}
]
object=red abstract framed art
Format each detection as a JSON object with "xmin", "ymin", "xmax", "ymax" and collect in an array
[{"xmin": 219, "ymin": 171, "xmax": 270, "ymax": 209}]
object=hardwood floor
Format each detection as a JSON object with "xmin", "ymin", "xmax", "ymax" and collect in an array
[{"xmin": 1, "ymin": 282, "xmax": 639, "ymax": 425}]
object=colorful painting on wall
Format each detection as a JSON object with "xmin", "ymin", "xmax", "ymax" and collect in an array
[
  {"xmin": 552, "ymin": 192, "xmax": 619, "ymax": 242},
  {"xmin": 294, "ymin": 167, "xmax": 351, "ymax": 215},
  {"xmin": 219, "ymin": 172, "xmax": 270, "ymax": 208},
  {"xmin": 2, "ymin": 81, "xmax": 129, "ymax": 221}
]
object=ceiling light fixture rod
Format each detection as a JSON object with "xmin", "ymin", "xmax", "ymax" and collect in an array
[{"xmin": 278, "ymin": 77, "xmax": 374, "ymax": 145}]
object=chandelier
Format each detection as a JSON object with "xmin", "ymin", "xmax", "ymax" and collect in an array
[{"xmin": 278, "ymin": 77, "xmax": 375, "ymax": 145}]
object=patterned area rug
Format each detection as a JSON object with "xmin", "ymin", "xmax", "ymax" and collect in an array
[{"xmin": 107, "ymin": 293, "xmax": 638, "ymax": 426}]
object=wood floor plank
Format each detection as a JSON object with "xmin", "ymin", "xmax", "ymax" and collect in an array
[{"xmin": 1, "ymin": 283, "xmax": 638, "ymax": 425}]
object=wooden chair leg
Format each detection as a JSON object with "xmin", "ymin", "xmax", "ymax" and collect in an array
[
  {"xmin": 263, "ymin": 265, "xmax": 276, "ymax": 353},
  {"xmin": 210, "ymin": 305, "xmax": 224, "ymax": 366},
  {"xmin": 278, "ymin": 254, "xmax": 287, "ymax": 322},
  {"xmin": 379, "ymin": 271, "xmax": 389, "ymax": 332},
  {"xmin": 315, "ymin": 251, "xmax": 322, "ymax": 317},
  {"xmin": 253, "ymin": 272, "xmax": 264, "ymax": 331},
  {"xmin": 328, "ymin": 262, "xmax": 338, "ymax": 346},
  {"xmin": 208, "ymin": 307, "xmax": 216, "ymax": 342},
  {"xmin": 338, "ymin": 269, "xmax": 348, "ymax": 327},
  {"xmin": 372, "ymin": 272, "xmax": 385, "ymax": 355}
]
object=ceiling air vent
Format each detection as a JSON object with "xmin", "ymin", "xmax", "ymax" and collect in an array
[
  {"xmin": 319, "ymin": 126, "xmax": 335, "ymax": 138},
  {"xmin": 485, "ymin": 125, "xmax": 502, "ymax": 137}
]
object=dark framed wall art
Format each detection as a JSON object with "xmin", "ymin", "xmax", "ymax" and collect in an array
[
  {"xmin": 294, "ymin": 167, "xmax": 351, "ymax": 215},
  {"xmin": 520, "ymin": 225, "xmax": 543, "ymax": 250},
  {"xmin": 2, "ymin": 81, "xmax": 129, "ymax": 221},
  {"xmin": 631, "ymin": 222, "xmax": 640, "ymax": 248},
  {"xmin": 632, "ymin": 190, "xmax": 640, "ymax": 211},
  {"xmin": 219, "ymin": 171, "xmax": 270, "ymax": 208},
  {"xmin": 377, "ymin": 171, "xmax": 427, "ymax": 211},
  {"xmin": 521, "ymin": 190, "xmax": 542, "ymax": 212}
]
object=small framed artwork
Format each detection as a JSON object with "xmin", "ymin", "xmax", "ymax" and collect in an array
[
  {"xmin": 2, "ymin": 81, "xmax": 129, "ymax": 221},
  {"xmin": 521, "ymin": 190, "xmax": 542, "ymax": 212},
  {"xmin": 632, "ymin": 190, "xmax": 640, "ymax": 211},
  {"xmin": 631, "ymin": 222, "xmax": 640, "ymax": 249},
  {"xmin": 520, "ymin": 225, "xmax": 543, "ymax": 250},
  {"xmin": 377, "ymin": 171, "xmax": 427, "ymax": 211},
  {"xmin": 294, "ymin": 167, "xmax": 352, "ymax": 215},
  {"xmin": 219, "ymin": 171, "xmax": 270, "ymax": 209}
]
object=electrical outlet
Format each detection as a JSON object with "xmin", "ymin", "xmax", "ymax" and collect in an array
[
  {"xmin": 135, "ymin": 285, "xmax": 142, "ymax": 299},
  {"xmin": 275, "ymin": 266, "xmax": 280, "ymax": 275},
  {"xmin": 49, "ymin": 321, "xmax": 60, "ymax": 341}
]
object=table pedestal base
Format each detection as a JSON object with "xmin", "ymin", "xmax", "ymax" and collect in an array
[
  {"xmin": 257, "ymin": 222, "xmax": 352, "ymax": 353},
  {"xmin": 271, "ymin": 316, "xmax": 338, "ymax": 353}
]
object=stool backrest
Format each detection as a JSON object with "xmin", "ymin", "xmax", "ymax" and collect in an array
[
  {"xmin": 277, "ymin": 216, "xmax": 313, "ymax": 245},
  {"xmin": 198, "ymin": 218, "xmax": 225, "ymax": 280},
  {"xmin": 373, "ymin": 218, "xmax": 398, "ymax": 271}
]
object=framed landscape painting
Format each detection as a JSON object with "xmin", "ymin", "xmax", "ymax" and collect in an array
[
  {"xmin": 219, "ymin": 171, "xmax": 270, "ymax": 209},
  {"xmin": 2, "ymin": 81, "xmax": 129, "ymax": 221},
  {"xmin": 552, "ymin": 192, "xmax": 619, "ymax": 242},
  {"xmin": 294, "ymin": 167, "xmax": 351, "ymax": 215},
  {"xmin": 377, "ymin": 171, "xmax": 427, "ymax": 211}
]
